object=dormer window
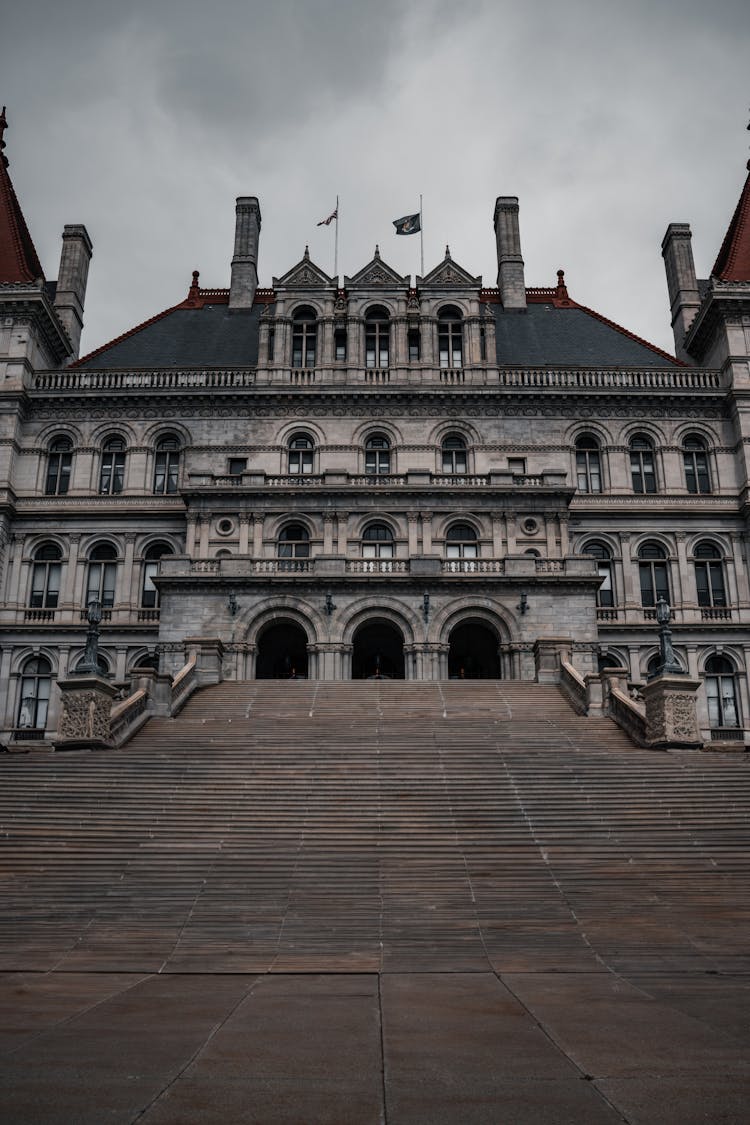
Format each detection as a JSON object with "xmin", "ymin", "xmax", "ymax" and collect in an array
[
  {"xmin": 365, "ymin": 307, "xmax": 390, "ymax": 369},
  {"xmin": 292, "ymin": 307, "xmax": 317, "ymax": 368},
  {"xmin": 438, "ymin": 307, "xmax": 463, "ymax": 369}
]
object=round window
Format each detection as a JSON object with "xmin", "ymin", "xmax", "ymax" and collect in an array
[
  {"xmin": 217, "ymin": 518, "xmax": 235, "ymax": 537},
  {"xmin": 522, "ymin": 518, "xmax": 538, "ymax": 535}
]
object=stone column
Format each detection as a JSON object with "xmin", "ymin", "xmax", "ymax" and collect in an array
[
  {"xmin": 491, "ymin": 511, "xmax": 504, "ymax": 557},
  {"xmin": 63, "ymin": 533, "xmax": 82, "ymax": 611},
  {"xmin": 674, "ymin": 532, "xmax": 690, "ymax": 606},
  {"xmin": 421, "ymin": 512, "xmax": 433, "ymax": 553},
  {"xmin": 323, "ymin": 515, "xmax": 334, "ymax": 554},
  {"xmin": 336, "ymin": 511, "xmax": 349, "ymax": 555},
  {"xmin": 238, "ymin": 514, "xmax": 250, "ymax": 555},
  {"xmin": 253, "ymin": 515, "xmax": 264, "ymax": 556},
  {"xmin": 198, "ymin": 518, "xmax": 210, "ymax": 557},
  {"xmin": 122, "ymin": 533, "xmax": 136, "ymax": 609},
  {"xmin": 506, "ymin": 512, "xmax": 517, "ymax": 554},
  {"xmin": 407, "ymin": 511, "xmax": 419, "ymax": 556}
]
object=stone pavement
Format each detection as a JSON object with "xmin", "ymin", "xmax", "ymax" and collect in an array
[{"xmin": 1, "ymin": 682, "xmax": 749, "ymax": 1122}]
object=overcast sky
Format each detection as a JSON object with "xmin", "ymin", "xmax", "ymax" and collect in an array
[{"xmin": 2, "ymin": 0, "xmax": 748, "ymax": 357}]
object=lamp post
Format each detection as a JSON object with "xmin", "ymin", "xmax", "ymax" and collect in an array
[
  {"xmin": 654, "ymin": 598, "xmax": 682, "ymax": 676},
  {"xmin": 76, "ymin": 599, "xmax": 103, "ymax": 675}
]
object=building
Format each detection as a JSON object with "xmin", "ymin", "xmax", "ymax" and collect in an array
[{"xmin": 1, "ymin": 106, "xmax": 749, "ymax": 745}]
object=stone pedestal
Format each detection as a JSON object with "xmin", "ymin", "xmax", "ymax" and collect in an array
[
  {"xmin": 54, "ymin": 675, "xmax": 119, "ymax": 751},
  {"xmin": 533, "ymin": 637, "xmax": 572, "ymax": 684},
  {"xmin": 641, "ymin": 674, "xmax": 703, "ymax": 749},
  {"xmin": 184, "ymin": 637, "xmax": 225, "ymax": 685}
]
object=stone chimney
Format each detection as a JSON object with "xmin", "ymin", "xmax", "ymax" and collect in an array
[
  {"xmin": 493, "ymin": 197, "xmax": 526, "ymax": 309},
  {"xmin": 661, "ymin": 223, "xmax": 701, "ymax": 362},
  {"xmin": 229, "ymin": 196, "xmax": 261, "ymax": 309},
  {"xmin": 53, "ymin": 224, "xmax": 93, "ymax": 360}
]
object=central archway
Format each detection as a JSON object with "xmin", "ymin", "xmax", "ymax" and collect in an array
[
  {"xmin": 256, "ymin": 620, "xmax": 309, "ymax": 679},
  {"xmin": 448, "ymin": 620, "xmax": 501, "ymax": 679},
  {"xmin": 352, "ymin": 620, "xmax": 405, "ymax": 679}
]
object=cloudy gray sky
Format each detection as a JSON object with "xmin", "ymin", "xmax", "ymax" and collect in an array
[{"xmin": 2, "ymin": 0, "xmax": 748, "ymax": 357}]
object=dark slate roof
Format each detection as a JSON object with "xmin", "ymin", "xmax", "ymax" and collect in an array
[
  {"xmin": 712, "ymin": 168, "xmax": 750, "ymax": 281},
  {"xmin": 76, "ymin": 303, "xmax": 262, "ymax": 369},
  {"xmin": 493, "ymin": 303, "xmax": 678, "ymax": 368},
  {"xmin": 0, "ymin": 110, "xmax": 46, "ymax": 283}
]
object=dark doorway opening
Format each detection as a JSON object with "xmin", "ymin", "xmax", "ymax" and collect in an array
[
  {"xmin": 448, "ymin": 621, "xmax": 501, "ymax": 679},
  {"xmin": 256, "ymin": 620, "xmax": 309, "ymax": 679},
  {"xmin": 352, "ymin": 620, "xmax": 405, "ymax": 679}
]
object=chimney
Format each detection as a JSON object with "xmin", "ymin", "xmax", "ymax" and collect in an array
[
  {"xmin": 53, "ymin": 224, "xmax": 92, "ymax": 359},
  {"xmin": 493, "ymin": 197, "xmax": 526, "ymax": 309},
  {"xmin": 229, "ymin": 196, "xmax": 261, "ymax": 309},
  {"xmin": 661, "ymin": 223, "xmax": 701, "ymax": 362}
]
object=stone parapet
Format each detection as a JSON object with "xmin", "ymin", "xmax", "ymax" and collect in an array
[{"xmin": 641, "ymin": 674, "xmax": 703, "ymax": 749}]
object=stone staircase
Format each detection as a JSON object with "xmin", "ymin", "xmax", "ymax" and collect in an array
[{"xmin": 1, "ymin": 679, "xmax": 749, "ymax": 976}]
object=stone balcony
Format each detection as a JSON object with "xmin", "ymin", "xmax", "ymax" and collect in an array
[{"xmin": 189, "ymin": 469, "xmax": 569, "ymax": 492}]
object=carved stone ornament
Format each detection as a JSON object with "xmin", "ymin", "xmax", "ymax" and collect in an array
[
  {"xmin": 641, "ymin": 675, "xmax": 703, "ymax": 749},
  {"xmin": 54, "ymin": 674, "xmax": 119, "ymax": 751}
]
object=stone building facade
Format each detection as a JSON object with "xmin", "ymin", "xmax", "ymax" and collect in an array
[{"xmin": 1, "ymin": 107, "xmax": 750, "ymax": 744}]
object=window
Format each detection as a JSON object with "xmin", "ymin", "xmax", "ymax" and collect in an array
[
  {"xmin": 141, "ymin": 542, "xmax": 172, "ymax": 609},
  {"xmin": 508, "ymin": 457, "xmax": 526, "ymax": 476},
  {"xmin": 153, "ymin": 435, "xmax": 180, "ymax": 495},
  {"xmin": 16, "ymin": 656, "xmax": 51, "ymax": 732},
  {"xmin": 408, "ymin": 327, "xmax": 421, "ymax": 361},
  {"xmin": 99, "ymin": 436, "xmax": 126, "ymax": 495},
  {"xmin": 291, "ymin": 307, "xmax": 317, "ymax": 368},
  {"xmin": 705, "ymin": 655, "xmax": 740, "ymax": 728},
  {"xmin": 630, "ymin": 434, "xmax": 656, "ymax": 494},
  {"xmin": 365, "ymin": 434, "xmax": 391, "ymax": 475},
  {"xmin": 584, "ymin": 541, "xmax": 615, "ymax": 607},
  {"xmin": 334, "ymin": 328, "xmax": 347, "ymax": 361},
  {"xmin": 267, "ymin": 325, "xmax": 275, "ymax": 362},
  {"xmin": 694, "ymin": 542, "xmax": 727, "ymax": 608},
  {"xmin": 365, "ymin": 307, "xmax": 390, "ymax": 368},
  {"xmin": 638, "ymin": 541, "xmax": 669, "ymax": 607},
  {"xmin": 85, "ymin": 543, "xmax": 117, "ymax": 608},
  {"xmin": 278, "ymin": 523, "xmax": 310, "ymax": 561},
  {"xmin": 446, "ymin": 524, "xmax": 478, "ymax": 568},
  {"xmin": 287, "ymin": 433, "xmax": 314, "ymax": 475},
  {"xmin": 683, "ymin": 434, "xmax": 711, "ymax": 494},
  {"xmin": 45, "ymin": 437, "xmax": 72, "ymax": 495},
  {"xmin": 30, "ymin": 543, "xmax": 62, "ymax": 609},
  {"xmin": 597, "ymin": 652, "xmax": 624, "ymax": 673},
  {"xmin": 362, "ymin": 523, "xmax": 394, "ymax": 559},
  {"xmin": 438, "ymin": 307, "xmax": 463, "ymax": 369},
  {"xmin": 228, "ymin": 457, "xmax": 247, "ymax": 476},
  {"xmin": 575, "ymin": 433, "xmax": 602, "ymax": 493},
  {"xmin": 441, "ymin": 434, "xmax": 467, "ymax": 474}
]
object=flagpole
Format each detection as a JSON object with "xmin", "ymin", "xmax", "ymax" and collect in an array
[
  {"xmin": 419, "ymin": 194, "xmax": 424, "ymax": 277},
  {"xmin": 334, "ymin": 195, "xmax": 339, "ymax": 282}
]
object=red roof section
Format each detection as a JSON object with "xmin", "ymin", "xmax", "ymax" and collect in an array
[
  {"xmin": 0, "ymin": 108, "xmax": 45, "ymax": 283},
  {"xmin": 712, "ymin": 168, "xmax": 750, "ymax": 282}
]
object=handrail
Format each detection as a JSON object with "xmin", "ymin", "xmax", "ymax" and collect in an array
[
  {"xmin": 559, "ymin": 660, "xmax": 587, "ymax": 714},
  {"xmin": 607, "ymin": 687, "xmax": 647, "ymax": 746},
  {"xmin": 109, "ymin": 689, "xmax": 149, "ymax": 746}
]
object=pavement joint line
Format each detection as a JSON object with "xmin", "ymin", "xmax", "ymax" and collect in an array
[
  {"xmin": 496, "ymin": 970, "xmax": 634, "ymax": 1125},
  {"xmin": 128, "ymin": 973, "xmax": 261, "ymax": 1125}
]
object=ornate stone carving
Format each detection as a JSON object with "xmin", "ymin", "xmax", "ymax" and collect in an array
[{"xmin": 58, "ymin": 689, "xmax": 111, "ymax": 741}]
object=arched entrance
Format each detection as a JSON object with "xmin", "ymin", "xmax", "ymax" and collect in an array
[
  {"xmin": 352, "ymin": 620, "xmax": 405, "ymax": 679},
  {"xmin": 448, "ymin": 620, "xmax": 501, "ymax": 679},
  {"xmin": 256, "ymin": 620, "xmax": 309, "ymax": 679}
]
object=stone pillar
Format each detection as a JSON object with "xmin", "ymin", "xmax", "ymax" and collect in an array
[
  {"xmin": 122, "ymin": 533, "xmax": 136, "ymax": 608},
  {"xmin": 184, "ymin": 637, "xmax": 225, "ymax": 685},
  {"xmin": 491, "ymin": 511, "xmax": 503, "ymax": 557},
  {"xmin": 506, "ymin": 512, "xmax": 517, "ymax": 554},
  {"xmin": 238, "ymin": 515, "xmax": 250, "ymax": 555},
  {"xmin": 335, "ymin": 511, "xmax": 348, "ymax": 555},
  {"xmin": 323, "ymin": 515, "xmax": 334, "ymax": 554},
  {"xmin": 641, "ymin": 674, "xmax": 703, "ymax": 749},
  {"xmin": 198, "ymin": 518, "xmax": 210, "ymax": 557},
  {"xmin": 533, "ymin": 637, "xmax": 572, "ymax": 684},
  {"xmin": 253, "ymin": 515, "xmax": 264, "ymax": 556},
  {"xmin": 407, "ymin": 511, "xmax": 419, "ymax": 555},
  {"xmin": 63, "ymin": 533, "xmax": 82, "ymax": 610},
  {"xmin": 421, "ymin": 512, "xmax": 433, "ymax": 553},
  {"xmin": 54, "ymin": 674, "xmax": 119, "ymax": 751}
]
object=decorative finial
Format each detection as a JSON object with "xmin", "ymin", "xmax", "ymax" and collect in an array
[
  {"xmin": 445, "ymin": 244, "xmax": 451, "ymax": 259},
  {"xmin": 374, "ymin": 244, "xmax": 380, "ymax": 259},
  {"xmin": 0, "ymin": 107, "xmax": 7, "ymax": 169},
  {"xmin": 555, "ymin": 268, "xmax": 569, "ymax": 300},
  {"xmin": 303, "ymin": 244, "xmax": 310, "ymax": 259}
]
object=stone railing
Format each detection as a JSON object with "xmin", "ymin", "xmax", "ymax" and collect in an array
[
  {"xmin": 34, "ymin": 368, "xmax": 257, "ymax": 391},
  {"xmin": 497, "ymin": 367, "xmax": 723, "ymax": 391},
  {"xmin": 265, "ymin": 475, "xmax": 325, "ymax": 487},
  {"xmin": 346, "ymin": 559, "xmax": 409, "ymax": 574},
  {"xmin": 607, "ymin": 687, "xmax": 648, "ymax": 746},
  {"xmin": 109, "ymin": 689, "xmax": 149, "ymax": 746},
  {"xmin": 431, "ymin": 474, "xmax": 490, "ymax": 487},
  {"xmin": 441, "ymin": 559, "xmax": 505, "ymax": 574},
  {"xmin": 559, "ymin": 660, "xmax": 588, "ymax": 714},
  {"xmin": 170, "ymin": 658, "xmax": 198, "ymax": 715},
  {"xmin": 347, "ymin": 474, "xmax": 408, "ymax": 487}
]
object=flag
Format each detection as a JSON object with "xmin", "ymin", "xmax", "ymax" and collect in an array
[
  {"xmin": 317, "ymin": 207, "xmax": 338, "ymax": 226},
  {"xmin": 393, "ymin": 212, "xmax": 421, "ymax": 235}
]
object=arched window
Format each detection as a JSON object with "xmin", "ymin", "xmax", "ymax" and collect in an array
[
  {"xmin": 362, "ymin": 523, "xmax": 394, "ymax": 559},
  {"xmin": 29, "ymin": 543, "xmax": 62, "ymax": 609},
  {"xmin": 683, "ymin": 434, "xmax": 711, "ymax": 494},
  {"xmin": 277, "ymin": 523, "xmax": 310, "ymax": 560},
  {"xmin": 365, "ymin": 306, "xmax": 390, "ymax": 369},
  {"xmin": 99, "ymin": 436, "xmax": 126, "ymax": 495},
  {"xmin": 438, "ymin": 307, "xmax": 463, "ymax": 369},
  {"xmin": 365, "ymin": 433, "xmax": 390, "ymax": 475},
  {"xmin": 638, "ymin": 541, "xmax": 669, "ymax": 607},
  {"xmin": 630, "ymin": 434, "xmax": 656, "ymax": 494},
  {"xmin": 16, "ymin": 656, "xmax": 52, "ymax": 733},
  {"xmin": 442, "ymin": 434, "xmax": 467, "ymax": 474},
  {"xmin": 705, "ymin": 655, "xmax": 741, "ymax": 729},
  {"xmin": 153, "ymin": 434, "xmax": 180, "ymax": 495},
  {"xmin": 291, "ymin": 307, "xmax": 317, "ymax": 368},
  {"xmin": 597, "ymin": 652, "xmax": 624, "ymax": 673},
  {"xmin": 446, "ymin": 523, "xmax": 478, "ymax": 560},
  {"xmin": 287, "ymin": 432, "xmax": 314, "ymax": 475},
  {"xmin": 133, "ymin": 652, "xmax": 160, "ymax": 671},
  {"xmin": 584, "ymin": 541, "xmax": 615, "ymax": 607},
  {"xmin": 575, "ymin": 433, "xmax": 602, "ymax": 493},
  {"xmin": 45, "ymin": 437, "xmax": 72, "ymax": 496},
  {"xmin": 141, "ymin": 542, "xmax": 172, "ymax": 609},
  {"xmin": 694, "ymin": 542, "xmax": 727, "ymax": 608},
  {"xmin": 85, "ymin": 543, "xmax": 117, "ymax": 608}
]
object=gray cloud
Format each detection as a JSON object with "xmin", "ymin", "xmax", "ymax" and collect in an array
[{"xmin": 2, "ymin": 0, "xmax": 748, "ymax": 355}]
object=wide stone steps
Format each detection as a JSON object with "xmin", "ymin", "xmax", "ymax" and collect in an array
[{"xmin": 0, "ymin": 679, "xmax": 749, "ymax": 974}]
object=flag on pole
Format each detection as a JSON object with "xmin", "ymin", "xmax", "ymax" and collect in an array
[
  {"xmin": 393, "ymin": 212, "xmax": 421, "ymax": 235},
  {"xmin": 317, "ymin": 206, "xmax": 338, "ymax": 226}
]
